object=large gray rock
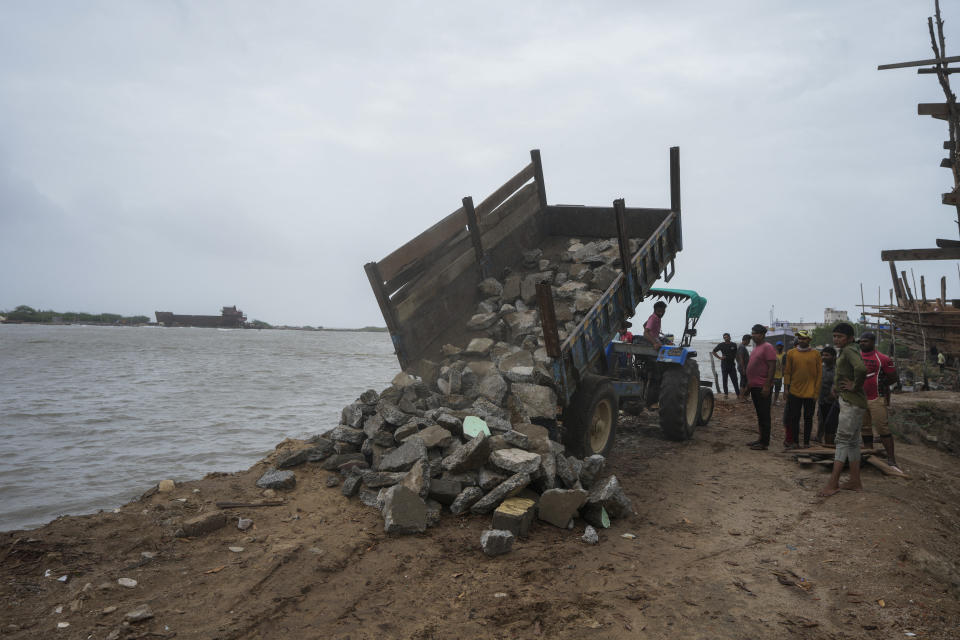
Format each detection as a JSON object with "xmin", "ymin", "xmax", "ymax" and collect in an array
[
  {"xmin": 479, "ymin": 467, "xmax": 508, "ymax": 491},
  {"xmin": 400, "ymin": 459, "xmax": 431, "ymax": 499},
  {"xmin": 478, "ymin": 277, "xmax": 504, "ymax": 297},
  {"xmin": 363, "ymin": 413, "xmax": 386, "ymax": 439},
  {"xmin": 276, "ymin": 441, "xmax": 333, "ymax": 468},
  {"xmin": 555, "ymin": 280, "xmax": 588, "ymax": 299},
  {"xmin": 535, "ymin": 450, "xmax": 558, "ymax": 492},
  {"xmin": 470, "ymin": 472, "xmax": 531, "ymax": 515},
  {"xmin": 574, "ymin": 290, "xmax": 601, "ymax": 313},
  {"xmin": 520, "ymin": 272, "xmax": 551, "ymax": 305},
  {"xmin": 378, "ymin": 402, "xmax": 409, "ymax": 427},
  {"xmin": 480, "ymin": 529, "xmax": 515, "ymax": 557},
  {"xmin": 360, "ymin": 389, "xmax": 380, "ymax": 405},
  {"xmin": 449, "ymin": 486, "xmax": 484, "ymax": 515},
  {"xmin": 579, "ymin": 454, "xmax": 605, "ymax": 489},
  {"xmin": 511, "ymin": 384, "xmax": 558, "ymax": 421},
  {"xmin": 538, "ymin": 488, "xmax": 588, "ymax": 528},
  {"xmin": 255, "ymin": 469, "xmax": 296, "ymax": 490},
  {"xmin": 328, "ymin": 426, "xmax": 366, "ymax": 446},
  {"xmin": 467, "ymin": 313, "xmax": 499, "ymax": 331},
  {"xmin": 321, "ymin": 452, "xmax": 366, "ymax": 471},
  {"xmin": 382, "ymin": 485, "xmax": 427, "ymax": 534},
  {"xmin": 471, "ymin": 398, "xmax": 510, "ymax": 422},
  {"xmin": 379, "ymin": 436, "xmax": 427, "ymax": 472},
  {"xmin": 341, "ymin": 403, "xmax": 365, "ymax": 429},
  {"xmin": 502, "ymin": 430, "xmax": 530, "ymax": 450},
  {"xmin": 592, "ymin": 265, "xmax": 619, "ymax": 292},
  {"xmin": 502, "ymin": 310, "xmax": 538, "ymax": 337},
  {"xmin": 502, "ymin": 274, "xmax": 522, "ymax": 302},
  {"xmin": 585, "ymin": 475, "xmax": 633, "ymax": 519},
  {"xmin": 435, "ymin": 412, "xmax": 463, "ymax": 434},
  {"xmin": 362, "ymin": 471, "xmax": 406, "ymax": 488},
  {"xmin": 478, "ymin": 373, "xmax": 509, "ymax": 406},
  {"xmin": 428, "ymin": 478, "xmax": 462, "ymax": 505},
  {"xmin": 416, "ymin": 424, "xmax": 453, "ymax": 449},
  {"xmin": 341, "ymin": 473, "xmax": 363, "ymax": 497},
  {"xmin": 441, "ymin": 432, "xmax": 490, "ymax": 473},
  {"xmin": 555, "ymin": 451, "xmax": 579, "ymax": 488},
  {"xmin": 464, "ymin": 338, "xmax": 494, "ymax": 356},
  {"xmin": 498, "ymin": 349, "xmax": 534, "ymax": 372},
  {"xmin": 489, "ymin": 448, "xmax": 541, "ymax": 475}
]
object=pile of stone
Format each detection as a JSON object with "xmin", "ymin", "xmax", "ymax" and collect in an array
[{"xmin": 258, "ymin": 237, "xmax": 636, "ymax": 552}]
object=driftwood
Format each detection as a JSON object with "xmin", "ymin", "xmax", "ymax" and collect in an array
[{"xmin": 215, "ymin": 501, "xmax": 284, "ymax": 509}]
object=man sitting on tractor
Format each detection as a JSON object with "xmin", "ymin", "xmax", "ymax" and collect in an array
[{"xmin": 642, "ymin": 301, "xmax": 667, "ymax": 348}]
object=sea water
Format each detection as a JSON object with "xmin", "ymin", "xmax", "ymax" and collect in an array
[{"xmin": 0, "ymin": 325, "xmax": 398, "ymax": 531}]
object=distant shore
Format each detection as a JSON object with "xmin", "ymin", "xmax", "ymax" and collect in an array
[{"xmin": 0, "ymin": 320, "xmax": 388, "ymax": 332}]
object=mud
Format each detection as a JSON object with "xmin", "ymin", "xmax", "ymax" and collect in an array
[{"xmin": 2, "ymin": 392, "xmax": 959, "ymax": 639}]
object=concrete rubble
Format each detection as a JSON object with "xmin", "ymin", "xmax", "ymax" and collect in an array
[{"xmin": 269, "ymin": 237, "xmax": 640, "ymax": 552}]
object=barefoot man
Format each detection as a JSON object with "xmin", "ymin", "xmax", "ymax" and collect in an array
[{"xmin": 818, "ymin": 323, "xmax": 867, "ymax": 497}]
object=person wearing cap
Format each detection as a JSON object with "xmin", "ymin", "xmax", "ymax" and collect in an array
[
  {"xmin": 818, "ymin": 322, "xmax": 867, "ymax": 497},
  {"xmin": 772, "ymin": 342, "xmax": 786, "ymax": 405},
  {"xmin": 740, "ymin": 324, "xmax": 778, "ymax": 450},
  {"xmin": 642, "ymin": 301, "xmax": 667, "ymax": 349},
  {"xmin": 783, "ymin": 329, "xmax": 822, "ymax": 449},
  {"xmin": 859, "ymin": 332, "xmax": 900, "ymax": 472},
  {"xmin": 711, "ymin": 333, "xmax": 740, "ymax": 397}
]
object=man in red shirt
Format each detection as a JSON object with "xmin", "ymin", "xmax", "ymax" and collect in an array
[
  {"xmin": 642, "ymin": 301, "xmax": 667, "ymax": 348},
  {"xmin": 740, "ymin": 323, "xmax": 778, "ymax": 450},
  {"xmin": 859, "ymin": 332, "xmax": 900, "ymax": 472}
]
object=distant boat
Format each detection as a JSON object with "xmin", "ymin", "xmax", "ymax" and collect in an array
[{"xmin": 155, "ymin": 306, "xmax": 247, "ymax": 328}]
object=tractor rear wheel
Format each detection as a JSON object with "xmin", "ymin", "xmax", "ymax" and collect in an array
[
  {"xmin": 659, "ymin": 359, "xmax": 700, "ymax": 440},
  {"xmin": 562, "ymin": 374, "xmax": 618, "ymax": 457}
]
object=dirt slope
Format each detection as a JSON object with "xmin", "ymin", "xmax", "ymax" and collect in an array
[{"xmin": 2, "ymin": 393, "xmax": 959, "ymax": 639}]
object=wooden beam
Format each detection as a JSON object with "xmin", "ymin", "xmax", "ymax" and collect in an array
[
  {"xmin": 946, "ymin": 141, "xmax": 956, "ymax": 150},
  {"xmin": 670, "ymin": 146, "xmax": 682, "ymax": 251},
  {"xmin": 918, "ymin": 67, "xmax": 960, "ymax": 74},
  {"xmin": 918, "ymin": 103, "xmax": 950, "ymax": 116},
  {"xmin": 536, "ymin": 281, "xmax": 561, "ymax": 359},
  {"xmin": 881, "ymin": 247, "xmax": 960, "ymax": 261},
  {"xmin": 901, "ymin": 271, "xmax": 914, "ymax": 303},
  {"xmin": 941, "ymin": 158, "xmax": 953, "ymax": 168},
  {"xmin": 936, "ymin": 238, "xmax": 960, "ymax": 247},
  {"xmin": 462, "ymin": 196, "xmax": 489, "ymax": 278},
  {"xmin": 921, "ymin": 275, "xmax": 927, "ymax": 305},
  {"xmin": 942, "ymin": 276, "xmax": 948, "ymax": 305},
  {"xmin": 364, "ymin": 261, "xmax": 408, "ymax": 368},
  {"xmin": 889, "ymin": 261, "xmax": 904, "ymax": 306},
  {"xmin": 474, "ymin": 163, "xmax": 534, "ymax": 219},
  {"xmin": 878, "ymin": 54, "xmax": 960, "ymax": 70},
  {"xmin": 530, "ymin": 149, "xmax": 548, "ymax": 212}
]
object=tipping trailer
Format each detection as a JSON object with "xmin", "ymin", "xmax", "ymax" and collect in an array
[{"xmin": 365, "ymin": 147, "xmax": 711, "ymax": 458}]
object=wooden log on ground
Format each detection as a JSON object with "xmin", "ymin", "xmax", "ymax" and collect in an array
[{"xmin": 864, "ymin": 455, "xmax": 910, "ymax": 478}]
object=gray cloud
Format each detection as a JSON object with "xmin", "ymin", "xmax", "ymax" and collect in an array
[{"xmin": 1, "ymin": 1, "xmax": 957, "ymax": 333}]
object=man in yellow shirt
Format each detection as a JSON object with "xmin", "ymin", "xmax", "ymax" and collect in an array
[{"xmin": 783, "ymin": 330, "xmax": 822, "ymax": 449}]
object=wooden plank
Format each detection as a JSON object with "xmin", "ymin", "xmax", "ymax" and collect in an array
[
  {"xmin": 395, "ymin": 246, "xmax": 476, "ymax": 325},
  {"xmin": 918, "ymin": 67, "xmax": 960, "ymax": 74},
  {"xmin": 880, "ymin": 248, "xmax": 960, "ymax": 261},
  {"xmin": 389, "ymin": 234, "xmax": 472, "ymax": 307},
  {"xmin": 864, "ymin": 455, "xmax": 910, "ymax": 478},
  {"xmin": 919, "ymin": 103, "xmax": 950, "ymax": 116},
  {"xmin": 936, "ymin": 238, "xmax": 960, "ymax": 248},
  {"xmin": 383, "ymin": 228, "xmax": 470, "ymax": 296},
  {"xmin": 474, "ymin": 163, "xmax": 534, "ymax": 219},
  {"xmin": 941, "ymin": 158, "xmax": 953, "ymax": 168},
  {"xmin": 479, "ymin": 182, "xmax": 537, "ymax": 232},
  {"xmin": 377, "ymin": 207, "xmax": 467, "ymax": 282},
  {"xmin": 945, "ymin": 141, "xmax": 955, "ymax": 150},
  {"xmin": 480, "ymin": 186, "xmax": 541, "ymax": 249},
  {"xmin": 878, "ymin": 54, "xmax": 960, "ymax": 70}
]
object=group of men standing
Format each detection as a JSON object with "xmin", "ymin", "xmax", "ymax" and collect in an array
[{"xmin": 713, "ymin": 322, "xmax": 901, "ymax": 497}]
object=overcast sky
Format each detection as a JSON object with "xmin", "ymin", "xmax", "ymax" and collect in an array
[{"xmin": 1, "ymin": 1, "xmax": 958, "ymax": 337}]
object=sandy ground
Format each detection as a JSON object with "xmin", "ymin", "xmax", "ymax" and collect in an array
[{"xmin": 2, "ymin": 392, "xmax": 959, "ymax": 640}]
